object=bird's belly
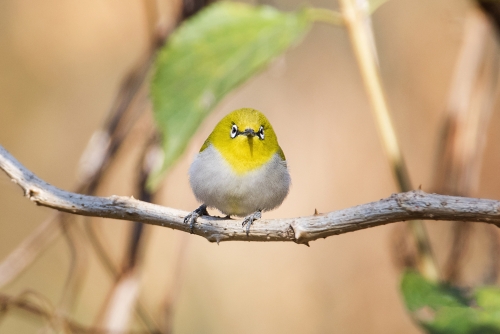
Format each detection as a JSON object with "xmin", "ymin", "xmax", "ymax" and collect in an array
[{"xmin": 188, "ymin": 145, "xmax": 290, "ymax": 216}]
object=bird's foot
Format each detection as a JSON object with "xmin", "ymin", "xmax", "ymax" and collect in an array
[
  {"xmin": 184, "ymin": 204, "xmax": 208, "ymax": 233},
  {"xmin": 242, "ymin": 210, "xmax": 262, "ymax": 236}
]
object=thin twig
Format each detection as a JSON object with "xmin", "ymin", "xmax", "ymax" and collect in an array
[
  {"xmin": 0, "ymin": 292, "xmax": 153, "ymax": 334},
  {"xmin": 1, "ymin": 145, "xmax": 500, "ymax": 245},
  {"xmin": 338, "ymin": 0, "xmax": 439, "ymax": 281},
  {"xmin": 126, "ymin": 131, "xmax": 161, "ymax": 271},
  {"xmin": 58, "ymin": 216, "xmax": 89, "ymax": 314},
  {"xmin": 0, "ymin": 213, "xmax": 61, "ymax": 288},
  {"xmin": 434, "ymin": 7, "xmax": 499, "ymax": 283},
  {"xmin": 160, "ymin": 233, "xmax": 190, "ymax": 334},
  {"xmin": 304, "ymin": 8, "xmax": 344, "ymax": 26}
]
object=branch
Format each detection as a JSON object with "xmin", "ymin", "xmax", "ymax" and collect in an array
[
  {"xmin": 0, "ymin": 292, "xmax": 151, "ymax": 334},
  {"xmin": 1, "ymin": 145, "xmax": 499, "ymax": 245}
]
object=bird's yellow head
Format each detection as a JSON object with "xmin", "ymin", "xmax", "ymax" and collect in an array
[{"xmin": 200, "ymin": 108, "xmax": 285, "ymax": 174}]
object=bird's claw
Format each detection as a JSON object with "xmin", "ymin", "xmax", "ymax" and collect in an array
[
  {"xmin": 184, "ymin": 204, "xmax": 208, "ymax": 233},
  {"xmin": 242, "ymin": 210, "xmax": 262, "ymax": 236}
]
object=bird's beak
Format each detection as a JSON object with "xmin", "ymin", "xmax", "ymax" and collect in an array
[{"xmin": 242, "ymin": 128, "xmax": 256, "ymax": 137}]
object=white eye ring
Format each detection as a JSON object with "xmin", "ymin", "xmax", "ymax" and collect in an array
[
  {"xmin": 230, "ymin": 124, "xmax": 238, "ymax": 138},
  {"xmin": 258, "ymin": 126, "xmax": 264, "ymax": 140}
]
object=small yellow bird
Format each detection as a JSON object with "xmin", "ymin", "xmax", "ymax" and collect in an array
[{"xmin": 184, "ymin": 108, "xmax": 291, "ymax": 235}]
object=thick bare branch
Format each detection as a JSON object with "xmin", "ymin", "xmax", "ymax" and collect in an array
[{"xmin": 1, "ymin": 145, "xmax": 499, "ymax": 245}]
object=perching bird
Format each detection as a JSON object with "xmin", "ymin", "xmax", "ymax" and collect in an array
[{"xmin": 184, "ymin": 108, "xmax": 291, "ymax": 235}]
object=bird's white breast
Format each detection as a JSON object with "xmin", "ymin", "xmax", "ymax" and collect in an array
[{"xmin": 188, "ymin": 144, "xmax": 290, "ymax": 217}]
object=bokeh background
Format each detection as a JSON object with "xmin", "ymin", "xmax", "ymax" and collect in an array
[{"xmin": 1, "ymin": 0, "xmax": 499, "ymax": 333}]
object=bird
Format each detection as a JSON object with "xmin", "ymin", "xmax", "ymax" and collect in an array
[{"xmin": 184, "ymin": 108, "xmax": 291, "ymax": 235}]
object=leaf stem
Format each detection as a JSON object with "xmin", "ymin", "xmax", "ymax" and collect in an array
[{"xmin": 303, "ymin": 8, "xmax": 344, "ymax": 26}]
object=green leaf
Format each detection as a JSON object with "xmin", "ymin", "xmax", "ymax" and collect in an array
[
  {"xmin": 477, "ymin": 286, "xmax": 500, "ymax": 311},
  {"xmin": 401, "ymin": 271, "xmax": 468, "ymax": 312},
  {"xmin": 422, "ymin": 306, "xmax": 500, "ymax": 334},
  {"xmin": 148, "ymin": 2, "xmax": 311, "ymax": 189},
  {"xmin": 400, "ymin": 271, "xmax": 500, "ymax": 334}
]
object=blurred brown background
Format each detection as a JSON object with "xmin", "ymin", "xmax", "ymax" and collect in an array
[{"xmin": 1, "ymin": 0, "xmax": 499, "ymax": 333}]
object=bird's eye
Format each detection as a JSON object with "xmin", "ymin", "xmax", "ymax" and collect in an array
[
  {"xmin": 258, "ymin": 126, "xmax": 264, "ymax": 140},
  {"xmin": 230, "ymin": 124, "xmax": 238, "ymax": 138}
]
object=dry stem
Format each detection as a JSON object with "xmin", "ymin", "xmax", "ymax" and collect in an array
[{"xmin": 338, "ymin": 0, "xmax": 439, "ymax": 280}]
